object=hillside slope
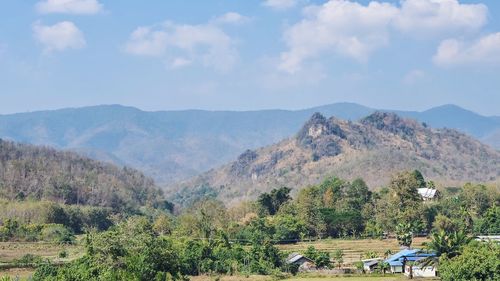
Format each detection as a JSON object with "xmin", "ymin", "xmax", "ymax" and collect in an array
[
  {"xmin": 0, "ymin": 104, "xmax": 498, "ymax": 184},
  {"xmin": 0, "ymin": 139, "xmax": 164, "ymax": 210},
  {"xmin": 171, "ymin": 112, "xmax": 500, "ymax": 205}
]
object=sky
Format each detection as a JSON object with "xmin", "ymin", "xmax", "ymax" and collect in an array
[{"xmin": 0, "ymin": 0, "xmax": 500, "ymax": 116}]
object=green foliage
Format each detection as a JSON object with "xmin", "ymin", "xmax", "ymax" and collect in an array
[
  {"xmin": 0, "ymin": 218, "xmax": 75, "ymax": 243},
  {"xmin": 257, "ymin": 187, "xmax": 291, "ymax": 216},
  {"xmin": 304, "ymin": 246, "xmax": 331, "ymax": 269},
  {"xmin": 59, "ymin": 249, "xmax": 68, "ymax": 258},
  {"xmin": 271, "ymin": 214, "xmax": 307, "ymax": 242},
  {"xmin": 395, "ymin": 222, "xmax": 413, "ymax": 248},
  {"xmin": 41, "ymin": 224, "xmax": 75, "ymax": 244},
  {"xmin": 474, "ymin": 206, "xmax": 500, "ymax": 234},
  {"xmin": 426, "ymin": 230, "xmax": 471, "ymax": 258},
  {"xmin": 363, "ymin": 251, "xmax": 378, "ymax": 259},
  {"xmin": 14, "ymin": 254, "xmax": 44, "ymax": 267},
  {"xmin": 439, "ymin": 242, "xmax": 500, "ymax": 281}
]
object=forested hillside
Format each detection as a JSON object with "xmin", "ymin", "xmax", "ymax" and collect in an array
[
  {"xmin": 172, "ymin": 112, "xmax": 500, "ymax": 206},
  {"xmin": 0, "ymin": 104, "xmax": 498, "ymax": 184},
  {"xmin": 0, "ymin": 139, "xmax": 165, "ymax": 211}
]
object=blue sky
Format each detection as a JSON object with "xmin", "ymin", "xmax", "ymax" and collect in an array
[{"xmin": 0, "ymin": 0, "xmax": 499, "ymax": 115}]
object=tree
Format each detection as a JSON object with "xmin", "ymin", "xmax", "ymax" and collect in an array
[
  {"xmin": 257, "ymin": 187, "xmax": 291, "ymax": 216},
  {"xmin": 332, "ymin": 249, "xmax": 344, "ymax": 269},
  {"xmin": 433, "ymin": 214, "xmax": 459, "ymax": 233},
  {"xmin": 439, "ymin": 242, "xmax": 500, "ymax": 281},
  {"xmin": 474, "ymin": 206, "xmax": 500, "ymax": 235},
  {"xmin": 396, "ymin": 223, "xmax": 413, "ymax": 248},
  {"xmin": 296, "ymin": 186, "xmax": 325, "ymax": 238},
  {"xmin": 379, "ymin": 261, "xmax": 390, "ymax": 275},
  {"xmin": 426, "ymin": 230, "xmax": 471, "ymax": 259},
  {"xmin": 389, "ymin": 171, "xmax": 422, "ymax": 209},
  {"xmin": 153, "ymin": 214, "xmax": 173, "ymax": 235},
  {"xmin": 304, "ymin": 246, "xmax": 331, "ymax": 269},
  {"xmin": 344, "ymin": 178, "xmax": 371, "ymax": 210}
]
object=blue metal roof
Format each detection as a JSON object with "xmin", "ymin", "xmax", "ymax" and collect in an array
[{"xmin": 384, "ymin": 249, "xmax": 436, "ymax": 267}]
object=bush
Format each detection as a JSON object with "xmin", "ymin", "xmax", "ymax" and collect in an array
[
  {"xmin": 439, "ymin": 242, "xmax": 500, "ymax": 281},
  {"xmin": 14, "ymin": 254, "xmax": 44, "ymax": 267},
  {"xmin": 59, "ymin": 249, "xmax": 68, "ymax": 258},
  {"xmin": 41, "ymin": 224, "xmax": 75, "ymax": 244}
]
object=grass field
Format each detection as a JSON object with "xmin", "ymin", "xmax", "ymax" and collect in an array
[
  {"xmin": 0, "ymin": 242, "xmax": 82, "ymax": 263},
  {"xmin": 278, "ymin": 238, "xmax": 428, "ymax": 264},
  {"xmin": 0, "ymin": 238, "xmax": 430, "ymax": 280},
  {"xmin": 190, "ymin": 275, "xmax": 416, "ymax": 281}
]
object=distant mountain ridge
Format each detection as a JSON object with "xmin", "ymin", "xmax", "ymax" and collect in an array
[
  {"xmin": 171, "ymin": 112, "xmax": 500, "ymax": 206},
  {"xmin": 0, "ymin": 103, "xmax": 498, "ymax": 184}
]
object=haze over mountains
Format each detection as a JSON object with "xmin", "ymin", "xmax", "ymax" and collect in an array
[
  {"xmin": 173, "ymin": 112, "xmax": 500, "ymax": 206},
  {"xmin": 0, "ymin": 103, "xmax": 498, "ymax": 185}
]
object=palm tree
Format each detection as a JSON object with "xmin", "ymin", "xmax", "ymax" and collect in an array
[
  {"xmin": 384, "ymin": 249, "xmax": 393, "ymax": 259},
  {"xmin": 420, "ymin": 230, "xmax": 472, "ymax": 268},
  {"xmin": 379, "ymin": 261, "xmax": 390, "ymax": 275},
  {"xmin": 396, "ymin": 223, "xmax": 413, "ymax": 248},
  {"xmin": 426, "ymin": 230, "xmax": 471, "ymax": 258}
]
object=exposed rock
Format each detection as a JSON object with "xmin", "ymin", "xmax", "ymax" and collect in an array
[{"xmin": 172, "ymin": 112, "xmax": 500, "ymax": 206}]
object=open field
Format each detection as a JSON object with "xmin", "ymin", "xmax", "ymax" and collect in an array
[
  {"xmin": 0, "ymin": 268, "xmax": 35, "ymax": 279},
  {"xmin": 277, "ymin": 238, "xmax": 429, "ymax": 264},
  {"xmin": 0, "ymin": 242, "xmax": 83, "ymax": 263},
  {"xmin": 0, "ymin": 238, "xmax": 430, "ymax": 280},
  {"xmin": 190, "ymin": 275, "xmax": 425, "ymax": 281}
]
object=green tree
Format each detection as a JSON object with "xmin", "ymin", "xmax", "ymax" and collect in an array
[
  {"xmin": 426, "ymin": 231, "xmax": 471, "ymax": 259},
  {"xmin": 439, "ymin": 242, "xmax": 500, "ymax": 281},
  {"xmin": 257, "ymin": 187, "xmax": 291, "ymax": 216},
  {"xmin": 474, "ymin": 206, "xmax": 500, "ymax": 235},
  {"xmin": 396, "ymin": 223, "xmax": 413, "ymax": 248}
]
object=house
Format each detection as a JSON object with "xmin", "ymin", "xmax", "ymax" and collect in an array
[
  {"xmin": 417, "ymin": 188, "xmax": 438, "ymax": 201},
  {"xmin": 384, "ymin": 249, "xmax": 436, "ymax": 275},
  {"xmin": 404, "ymin": 265, "xmax": 437, "ymax": 278},
  {"xmin": 475, "ymin": 235, "xmax": 500, "ymax": 242},
  {"xmin": 361, "ymin": 258, "xmax": 382, "ymax": 273},
  {"xmin": 286, "ymin": 253, "xmax": 316, "ymax": 272}
]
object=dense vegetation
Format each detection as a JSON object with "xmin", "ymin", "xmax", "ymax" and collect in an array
[
  {"xmin": 7, "ymin": 169, "xmax": 494, "ymax": 280},
  {"xmin": 0, "ymin": 139, "xmax": 169, "ymax": 212},
  {"xmin": 0, "ymin": 139, "xmax": 175, "ymax": 244}
]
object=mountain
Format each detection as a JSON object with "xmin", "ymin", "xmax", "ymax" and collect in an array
[
  {"xmin": 170, "ymin": 112, "xmax": 500, "ymax": 205},
  {"xmin": 0, "ymin": 103, "xmax": 498, "ymax": 184},
  {"xmin": 0, "ymin": 138, "xmax": 165, "ymax": 211}
]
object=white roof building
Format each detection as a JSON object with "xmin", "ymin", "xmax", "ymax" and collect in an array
[{"xmin": 417, "ymin": 188, "xmax": 438, "ymax": 201}]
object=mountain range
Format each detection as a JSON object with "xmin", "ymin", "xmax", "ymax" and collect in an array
[
  {"xmin": 0, "ymin": 103, "xmax": 498, "ymax": 185},
  {"xmin": 171, "ymin": 112, "xmax": 500, "ymax": 206}
]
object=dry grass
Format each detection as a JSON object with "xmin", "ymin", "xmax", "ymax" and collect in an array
[
  {"xmin": 277, "ymin": 238, "xmax": 429, "ymax": 264},
  {"xmin": 190, "ymin": 275, "xmax": 416, "ymax": 281},
  {"xmin": 0, "ymin": 268, "xmax": 34, "ymax": 279},
  {"xmin": 0, "ymin": 241, "xmax": 83, "ymax": 263}
]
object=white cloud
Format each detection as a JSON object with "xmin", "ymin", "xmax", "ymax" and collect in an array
[
  {"xmin": 263, "ymin": 0, "xmax": 298, "ymax": 10},
  {"xmin": 124, "ymin": 19, "xmax": 238, "ymax": 71},
  {"xmin": 395, "ymin": 0, "xmax": 487, "ymax": 38},
  {"xmin": 280, "ymin": 0, "xmax": 399, "ymax": 72},
  {"xmin": 36, "ymin": 0, "xmax": 103, "ymax": 15},
  {"xmin": 433, "ymin": 32, "xmax": 500, "ymax": 66},
  {"xmin": 33, "ymin": 21, "xmax": 86, "ymax": 52},
  {"xmin": 213, "ymin": 12, "xmax": 250, "ymax": 25},
  {"xmin": 279, "ymin": 0, "xmax": 489, "ymax": 73},
  {"xmin": 124, "ymin": 27, "xmax": 168, "ymax": 57}
]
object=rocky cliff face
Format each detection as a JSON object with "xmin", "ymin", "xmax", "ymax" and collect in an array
[{"xmin": 170, "ymin": 112, "xmax": 500, "ymax": 206}]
